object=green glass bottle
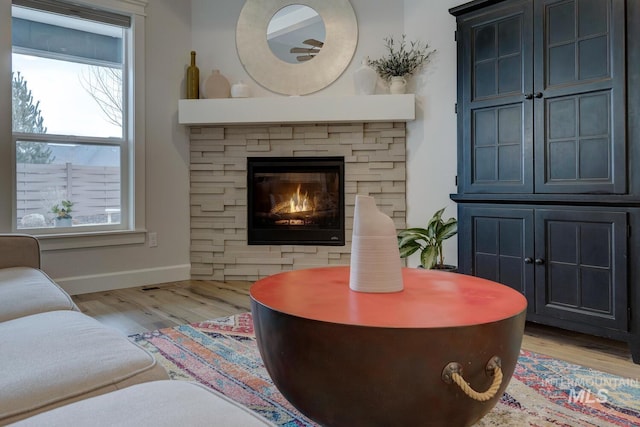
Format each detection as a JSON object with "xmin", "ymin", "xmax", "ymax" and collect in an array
[{"xmin": 186, "ymin": 51, "xmax": 199, "ymax": 99}]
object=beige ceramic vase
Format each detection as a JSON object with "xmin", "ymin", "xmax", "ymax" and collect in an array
[
  {"xmin": 349, "ymin": 195, "xmax": 403, "ymax": 293},
  {"xmin": 203, "ymin": 69, "xmax": 230, "ymax": 99}
]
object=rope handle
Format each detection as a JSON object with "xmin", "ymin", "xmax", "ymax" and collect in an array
[{"xmin": 441, "ymin": 356, "xmax": 503, "ymax": 402}]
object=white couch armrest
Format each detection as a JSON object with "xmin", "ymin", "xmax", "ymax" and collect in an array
[{"xmin": 0, "ymin": 234, "xmax": 41, "ymax": 269}]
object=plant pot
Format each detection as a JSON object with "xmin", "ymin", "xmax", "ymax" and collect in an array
[
  {"xmin": 389, "ymin": 76, "xmax": 407, "ymax": 94},
  {"xmin": 54, "ymin": 217, "xmax": 72, "ymax": 227},
  {"xmin": 435, "ymin": 264, "xmax": 458, "ymax": 273},
  {"xmin": 418, "ymin": 264, "xmax": 458, "ymax": 273}
]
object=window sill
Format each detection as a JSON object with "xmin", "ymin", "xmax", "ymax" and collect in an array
[{"xmin": 36, "ymin": 229, "xmax": 147, "ymax": 251}]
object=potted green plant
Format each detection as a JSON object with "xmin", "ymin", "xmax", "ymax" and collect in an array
[
  {"xmin": 397, "ymin": 207, "xmax": 457, "ymax": 270},
  {"xmin": 368, "ymin": 34, "xmax": 435, "ymax": 94},
  {"xmin": 51, "ymin": 200, "xmax": 74, "ymax": 227}
]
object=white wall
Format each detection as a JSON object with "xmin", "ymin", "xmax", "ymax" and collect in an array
[
  {"xmin": 404, "ymin": 0, "xmax": 467, "ymax": 267},
  {"xmin": 45, "ymin": 0, "xmax": 193, "ymax": 293},
  {"xmin": 191, "ymin": 0, "xmax": 404, "ymax": 98},
  {"xmin": 0, "ymin": 0, "xmax": 194, "ymax": 294},
  {"xmin": 191, "ymin": 0, "xmax": 466, "ymax": 267},
  {"xmin": 0, "ymin": 0, "xmax": 469, "ymax": 293}
]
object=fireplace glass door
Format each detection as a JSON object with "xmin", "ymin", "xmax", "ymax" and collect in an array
[{"xmin": 247, "ymin": 157, "xmax": 345, "ymax": 245}]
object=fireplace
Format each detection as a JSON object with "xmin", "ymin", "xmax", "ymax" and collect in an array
[
  {"xmin": 247, "ymin": 157, "xmax": 345, "ymax": 245},
  {"xmin": 187, "ymin": 121, "xmax": 406, "ymax": 281}
]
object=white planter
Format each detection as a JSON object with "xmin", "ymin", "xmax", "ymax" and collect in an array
[
  {"xmin": 389, "ymin": 76, "xmax": 407, "ymax": 94},
  {"xmin": 54, "ymin": 217, "xmax": 72, "ymax": 227}
]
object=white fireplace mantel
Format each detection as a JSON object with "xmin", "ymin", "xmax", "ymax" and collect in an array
[{"xmin": 178, "ymin": 94, "xmax": 415, "ymax": 126}]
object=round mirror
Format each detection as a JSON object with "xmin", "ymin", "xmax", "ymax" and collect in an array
[
  {"xmin": 236, "ymin": 0, "xmax": 358, "ymax": 95},
  {"xmin": 267, "ymin": 5, "xmax": 326, "ymax": 64}
]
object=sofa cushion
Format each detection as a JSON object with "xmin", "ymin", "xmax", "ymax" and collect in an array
[
  {"xmin": 0, "ymin": 267, "xmax": 78, "ymax": 322},
  {"xmin": 0, "ymin": 310, "xmax": 169, "ymax": 424},
  {"xmin": 9, "ymin": 380, "xmax": 275, "ymax": 427}
]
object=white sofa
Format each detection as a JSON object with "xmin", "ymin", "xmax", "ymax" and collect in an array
[
  {"xmin": 0, "ymin": 235, "xmax": 274, "ymax": 426},
  {"xmin": 9, "ymin": 381, "xmax": 274, "ymax": 427}
]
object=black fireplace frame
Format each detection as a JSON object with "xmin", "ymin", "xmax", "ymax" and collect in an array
[{"xmin": 247, "ymin": 156, "xmax": 345, "ymax": 246}]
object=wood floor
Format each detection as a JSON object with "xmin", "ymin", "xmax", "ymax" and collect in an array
[{"xmin": 72, "ymin": 280, "xmax": 640, "ymax": 380}]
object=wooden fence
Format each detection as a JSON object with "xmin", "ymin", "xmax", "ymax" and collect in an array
[{"xmin": 16, "ymin": 163, "xmax": 120, "ymax": 227}]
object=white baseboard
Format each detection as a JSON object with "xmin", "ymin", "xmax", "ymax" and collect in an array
[{"xmin": 55, "ymin": 264, "xmax": 192, "ymax": 295}]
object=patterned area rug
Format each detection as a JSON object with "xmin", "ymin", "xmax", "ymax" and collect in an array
[{"xmin": 130, "ymin": 313, "xmax": 640, "ymax": 426}]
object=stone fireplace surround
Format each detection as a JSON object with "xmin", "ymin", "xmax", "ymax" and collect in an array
[{"xmin": 182, "ymin": 96, "xmax": 412, "ymax": 281}]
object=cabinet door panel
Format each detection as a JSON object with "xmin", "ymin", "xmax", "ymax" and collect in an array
[
  {"xmin": 544, "ymin": 91, "xmax": 613, "ymax": 184},
  {"xmin": 534, "ymin": 0, "xmax": 626, "ymax": 194},
  {"xmin": 459, "ymin": 2, "xmax": 534, "ymax": 194},
  {"xmin": 459, "ymin": 206, "xmax": 534, "ymax": 312},
  {"xmin": 534, "ymin": 209, "xmax": 627, "ymax": 330},
  {"xmin": 498, "ymin": 55, "xmax": 521, "ymax": 93},
  {"xmin": 472, "ymin": 105, "xmax": 524, "ymax": 183},
  {"xmin": 472, "ymin": 15, "xmax": 525, "ymax": 100},
  {"xmin": 543, "ymin": 0, "xmax": 613, "ymax": 87}
]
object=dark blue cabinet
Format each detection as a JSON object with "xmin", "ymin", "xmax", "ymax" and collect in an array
[
  {"xmin": 458, "ymin": 1, "xmax": 533, "ymax": 194},
  {"xmin": 534, "ymin": 209, "xmax": 628, "ymax": 332},
  {"xmin": 459, "ymin": 205, "xmax": 628, "ymax": 332},
  {"xmin": 456, "ymin": 0, "xmax": 625, "ymax": 195},
  {"xmin": 451, "ymin": 0, "xmax": 640, "ymax": 363},
  {"xmin": 458, "ymin": 206, "xmax": 534, "ymax": 310}
]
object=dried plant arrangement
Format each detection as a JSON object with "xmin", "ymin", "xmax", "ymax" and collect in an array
[{"xmin": 368, "ymin": 34, "xmax": 435, "ymax": 81}]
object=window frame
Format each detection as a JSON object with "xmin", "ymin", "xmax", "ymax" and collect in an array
[{"xmin": 7, "ymin": 0, "xmax": 147, "ymax": 249}]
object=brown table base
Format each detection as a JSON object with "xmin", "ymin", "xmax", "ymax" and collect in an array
[{"xmin": 252, "ymin": 303, "xmax": 525, "ymax": 427}]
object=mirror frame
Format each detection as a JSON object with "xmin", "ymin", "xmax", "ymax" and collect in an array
[{"xmin": 236, "ymin": 0, "xmax": 358, "ymax": 96}]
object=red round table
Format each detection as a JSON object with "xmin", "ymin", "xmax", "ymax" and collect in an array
[{"xmin": 251, "ymin": 266, "xmax": 527, "ymax": 427}]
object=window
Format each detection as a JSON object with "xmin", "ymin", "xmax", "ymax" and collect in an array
[{"xmin": 11, "ymin": 0, "xmax": 140, "ymax": 234}]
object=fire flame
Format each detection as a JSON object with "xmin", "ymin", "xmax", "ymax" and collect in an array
[{"xmin": 289, "ymin": 185, "xmax": 311, "ymax": 213}]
